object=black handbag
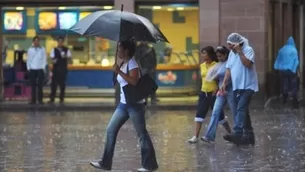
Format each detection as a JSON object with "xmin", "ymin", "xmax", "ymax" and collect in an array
[{"xmin": 122, "ymin": 61, "xmax": 158, "ymax": 104}]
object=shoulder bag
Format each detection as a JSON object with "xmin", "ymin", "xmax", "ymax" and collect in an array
[{"xmin": 122, "ymin": 61, "xmax": 158, "ymax": 104}]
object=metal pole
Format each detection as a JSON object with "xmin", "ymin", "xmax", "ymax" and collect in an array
[
  {"xmin": 300, "ymin": 4, "xmax": 304, "ymax": 92},
  {"xmin": 114, "ymin": 4, "xmax": 124, "ymax": 106}
]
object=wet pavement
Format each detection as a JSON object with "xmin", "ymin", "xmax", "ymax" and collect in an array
[{"xmin": 0, "ymin": 109, "xmax": 305, "ymax": 172}]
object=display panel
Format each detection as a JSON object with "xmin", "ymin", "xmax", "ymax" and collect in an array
[
  {"xmin": 3, "ymin": 12, "xmax": 24, "ymax": 31},
  {"xmin": 79, "ymin": 12, "xmax": 91, "ymax": 20},
  {"xmin": 38, "ymin": 12, "xmax": 57, "ymax": 30},
  {"xmin": 59, "ymin": 12, "xmax": 78, "ymax": 29}
]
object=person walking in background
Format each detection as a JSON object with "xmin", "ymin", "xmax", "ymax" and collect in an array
[
  {"xmin": 187, "ymin": 46, "xmax": 230, "ymax": 144},
  {"xmin": 201, "ymin": 46, "xmax": 233, "ymax": 143},
  {"xmin": 90, "ymin": 40, "xmax": 158, "ymax": 172},
  {"xmin": 273, "ymin": 36, "xmax": 299, "ymax": 108},
  {"xmin": 48, "ymin": 36, "xmax": 71, "ymax": 104},
  {"xmin": 27, "ymin": 36, "xmax": 47, "ymax": 105},
  {"xmin": 221, "ymin": 33, "xmax": 258, "ymax": 146},
  {"xmin": 134, "ymin": 41, "xmax": 158, "ymax": 104}
]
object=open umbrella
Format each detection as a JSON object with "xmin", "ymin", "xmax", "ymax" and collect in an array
[
  {"xmin": 69, "ymin": 5, "xmax": 169, "ymax": 85},
  {"xmin": 69, "ymin": 9, "xmax": 169, "ymax": 43}
]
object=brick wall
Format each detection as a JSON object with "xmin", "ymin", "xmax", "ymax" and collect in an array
[{"xmin": 219, "ymin": 0, "xmax": 268, "ymax": 97}]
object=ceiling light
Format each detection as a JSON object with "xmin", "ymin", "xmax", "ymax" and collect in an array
[
  {"xmin": 152, "ymin": 6, "xmax": 162, "ymax": 10},
  {"xmin": 167, "ymin": 8, "xmax": 174, "ymax": 11},
  {"xmin": 16, "ymin": 7, "xmax": 24, "ymax": 10},
  {"xmin": 103, "ymin": 6, "xmax": 113, "ymax": 10},
  {"xmin": 176, "ymin": 7, "xmax": 184, "ymax": 10},
  {"xmin": 58, "ymin": 6, "xmax": 67, "ymax": 10}
]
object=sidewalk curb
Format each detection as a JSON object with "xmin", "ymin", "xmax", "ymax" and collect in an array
[{"xmin": 0, "ymin": 103, "xmax": 265, "ymax": 112}]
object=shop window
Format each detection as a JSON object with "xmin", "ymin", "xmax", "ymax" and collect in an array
[
  {"xmin": 1, "ymin": 6, "xmax": 116, "ymax": 67},
  {"xmin": 136, "ymin": 4, "xmax": 199, "ymax": 65}
]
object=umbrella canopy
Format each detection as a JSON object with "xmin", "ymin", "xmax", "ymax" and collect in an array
[{"xmin": 70, "ymin": 10, "xmax": 169, "ymax": 43}]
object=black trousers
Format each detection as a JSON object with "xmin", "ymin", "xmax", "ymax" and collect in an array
[
  {"xmin": 50, "ymin": 69, "xmax": 67, "ymax": 101},
  {"xmin": 29, "ymin": 69, "xmax": 44, "ymax": 103},
  {"xmin": 146, "ymin": 71, "xmax": 157, "ymax": 101}
]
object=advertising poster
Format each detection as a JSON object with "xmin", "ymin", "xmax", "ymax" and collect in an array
[
  {"xmin": 157, "ymin": 71, "xmax": 177, "ymax": 85},
  {"xmin": 4, "ymin": 12, "xmax": 24, "ymax": 31},
  {"xmin": 38, "ymin": 12, "xmax": 57, "ymax": 30},
  {"xmin": 79, "ymin": 12, "xmax": 91, "ymax": 20},
  {"xmin": 59, "ymin": 12, "xmax": 77, "ymax": 30}
]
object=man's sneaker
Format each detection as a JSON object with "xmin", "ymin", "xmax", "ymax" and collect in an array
[
  {"xmin": 90, "ymin": 161, "xmax": 111, "ymax": 170},
  {"xmin": 201, "ymin": 136, "xmax": 215, "ymax": 144},
  {"xmin": 187, "ymin": 136, "xmax": 198, "ymax": 143},
  {"xmin": 137, "ymin": 167, "xmax": 154, "ymax": 172}
]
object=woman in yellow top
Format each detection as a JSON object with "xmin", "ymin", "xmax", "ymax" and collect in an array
[{"xmin": 188, "ymin": 46, "xmax": 231, "ymax": 143}]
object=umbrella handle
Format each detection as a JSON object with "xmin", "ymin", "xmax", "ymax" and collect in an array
[{"xmin": 112, "ymin": 4, "xmax": 124, "ymax": 85}]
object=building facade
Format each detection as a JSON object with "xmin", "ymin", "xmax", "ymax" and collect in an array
[{"xmin": 0, "ymin": 0, "xmax": 304, "ymax": 100}]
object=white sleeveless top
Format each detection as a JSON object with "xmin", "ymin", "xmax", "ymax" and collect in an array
[{"xmin": 117, "ymin": 58, "xmax": 145, "ymax": 104}]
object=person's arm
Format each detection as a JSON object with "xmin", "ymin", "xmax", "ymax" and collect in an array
[
  {"xmin": 50, "ymin": 48, "xmax": 57, "ymax": 63},
  {"xmin": 117, "ymin": 68, "xmax": 139, "ymax": 86},
  {"xmin": 26, "ymin": 48, "xmax": 32, "ymax": 71},
  {"xmin": 220, "ymin": 53, "xmax": 233, "ymax": 90},
  {"xmin": 238, "ymin": 51, "xmax": 253, "ymax": 68},
  {"xmin": 42, "ymin": 48, "xmax": 47, "ymax": 70},
  {"xmin": 222, "ymin": 69, "xmax": 231, "ymax": 86},
  {"xmin": 50, "ymin": 48, "xmax": 55, "ymax": 59},
  {"xmin": 293, "ymin": 50, "xmax": 299, "ymax": 73},
  {"xmin": 235, "ymin": 45, "xmax": 254, "ymax": 68},
  {"xmin": 67, "ymin": 49, "xmax": 72, "ymax": 58},
  {"xmin": 114, "ymin": 59, "xmax": 140, "ymax": 86}
]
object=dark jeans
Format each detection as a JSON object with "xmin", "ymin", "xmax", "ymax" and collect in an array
[
  {"xmin": 50, "ymin": 69, "xmax": 67, "ymax": 101},
  {"xmin": 100, "ymin": 103, "xmax": 158, "ymax": 170},
  {"xmin": 145, "ymin": 70, "xmax": 157, "ymax": 102},
  {"xmin": 279, "ymin": 70, "xmax": 298, "ymax": 98},
  {"xmin": 195, "ymin": 91, "xmax": 224, "ymax": 122},
  {"xmin": 29, "ymin": 69, "xmax": 44, "ymax": 103},
  {"xmin": 233, "ymin": 89, "xmax": 254, "ymax": 136}
]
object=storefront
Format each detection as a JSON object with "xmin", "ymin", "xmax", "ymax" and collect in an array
[
  {"xmin": 0, "ymin": 0, "xmax": 304, "ymax": 100},
  {"xmin": 0, "ymin": 0, "xmax": 200, "ymax": 99}
]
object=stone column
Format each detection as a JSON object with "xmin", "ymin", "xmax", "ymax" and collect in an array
[
  {"xmin": 0, "ymin": 7, "xmax": 3, "ymax": 101},
  {"xmin": 299, "ymin": 4, "xmax": 304, "ymax": 90},
  {"xmin": 274, "ymin": 2, "xmax": 283, "ymax": 52},
  {"xmin": 283, "ymin": 3, "xmax": 293, "ymax": 41},
  {"xmin": 199, "ymin": 0, "xmax": 220, "ymax": 63},
  {"xmin": 113, "ymin": 0, "xmax": 135, "ymax": 105}
]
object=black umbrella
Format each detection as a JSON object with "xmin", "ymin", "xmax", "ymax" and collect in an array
[
  {"xmin": 70, "ymin": 9, "xmax": 169, "ymax": 43},
  {"xmin": 70, "ymin": 5, "xmax": 169, "ymax": 85}
]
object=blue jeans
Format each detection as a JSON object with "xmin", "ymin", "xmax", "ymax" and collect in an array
[
  {"xmin": 233, "ymin": 89, "xmax": 254, "ymax": 136},
  {"xmin": 195, "ymin": 91, "xmax": 225, "ymax": 122},
  {"xmin": 100, "ymin": 103, "xmax": 158, "ymax": 170},
  {"xmin": 205, "ymin": 88, "xmax": 236, "ymax": 141}
]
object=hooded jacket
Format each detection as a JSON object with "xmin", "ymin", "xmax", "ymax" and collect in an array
[{"xmin": 274, "ymin": 36, "xmax": 299, "ymax": 73}]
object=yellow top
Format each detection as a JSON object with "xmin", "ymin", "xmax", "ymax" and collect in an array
[{"xmin": 200, "ymin": 61, "xmax": 218, "ymax": 92}]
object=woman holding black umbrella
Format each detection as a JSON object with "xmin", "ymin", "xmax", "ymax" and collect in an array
[{"xmin": 90, "ymin": 40, "xmax": 158, "ymax": 172}]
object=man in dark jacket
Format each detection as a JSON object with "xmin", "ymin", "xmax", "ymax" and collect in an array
[
  {"xmin": 134, "ymin": 42, "xmax": 158, "ymax": 103},
  {"xmin": 48, "ymin": 36, "xmax": 71, "ymax": 104}
]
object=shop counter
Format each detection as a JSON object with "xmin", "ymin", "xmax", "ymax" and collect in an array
[{"xmin": 49, "ymin": 64, "xmax": 200, "ymax": 96}]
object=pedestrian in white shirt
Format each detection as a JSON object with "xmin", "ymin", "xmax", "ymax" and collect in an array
[{"xmin": 27, "ymin": 36, "xmax": 47, "ymax": 104}]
